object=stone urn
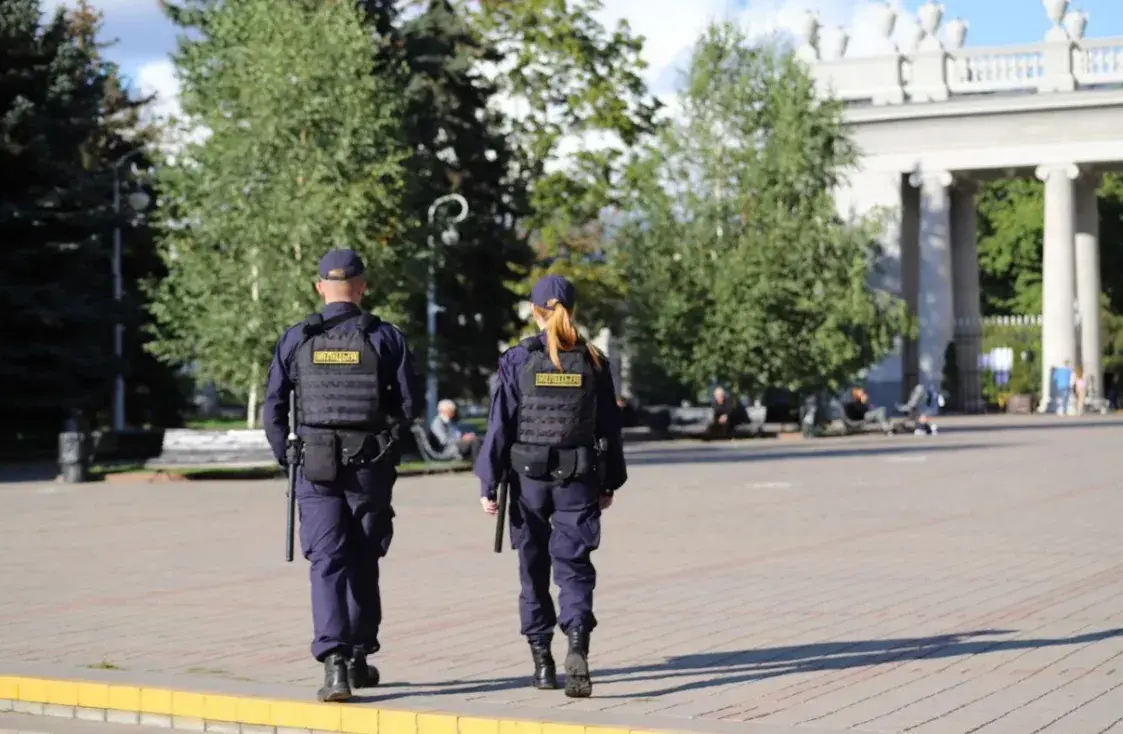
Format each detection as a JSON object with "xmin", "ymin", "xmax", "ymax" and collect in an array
[
  {"xmin": 1063, "ymin": 10, "xmax": 1088, "ymax": 40},
  {"xmin": 944, "ymin": 18, "xmax": 968, "ymax": 49},
  {"xmin": 1044, "ymin": 0, "xmax": 1069, "ymax": 26},
  {"xmin": 917, "ymin": 1, "xmax": 944, "ymax": 37},
  {"xmin": 799, "ymin": 9, "xmax": 820, "ymax": 48},
  {"xmin": 873, "ymin": 2, "xmax": 897, "ymax": 41}
]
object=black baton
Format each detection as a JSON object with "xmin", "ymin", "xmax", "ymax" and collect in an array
[
  {"xmin": 285, "ymin": 391, "xmax": 297, "ymax": 563},
  {"xmin": 493, "ymin": 472, "xmax": 509, "ymax": 553}
]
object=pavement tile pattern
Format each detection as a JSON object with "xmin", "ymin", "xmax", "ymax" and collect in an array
[{"xmin": 4, "ymin": 415, "xmax": 1123, "ymax": 733}]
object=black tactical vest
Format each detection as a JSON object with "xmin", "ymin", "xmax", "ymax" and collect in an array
[
  {"xmin": 293, "ymin": 311, "xmax": 384, "ymax": 432},
  {"xmin": 514, "ymin": 337, "xmax": 598, "ymax": 448}
]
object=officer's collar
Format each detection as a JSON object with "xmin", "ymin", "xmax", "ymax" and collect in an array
[{"xmin": 322, "ymin": 301, "xmax": 361, "ymax": 316}]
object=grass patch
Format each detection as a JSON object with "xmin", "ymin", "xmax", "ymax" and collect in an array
[
  {"xmin": 86, "ymin": 660, "xmax": 122, "ymax": 670},
  {"xmin": 183, "ymin": 418, "xmax": 250, "ymax": 431}
]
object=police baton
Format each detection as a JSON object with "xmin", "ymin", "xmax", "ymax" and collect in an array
[
  {"xmin": 285, "ymin": 391, "xmax": 297, "ymax": 563},
  {"xmin": 493, "ymin": 471, "xmax": 509, "ymax": 554}
]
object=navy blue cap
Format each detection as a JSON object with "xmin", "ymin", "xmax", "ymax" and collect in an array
[
  {"xmin": 318, "ymin": 248, "xmax": 365, "ymax": 280},
  {"xmin": 530, "ymin": 274, "xmax": 575, "ymax": 309}
]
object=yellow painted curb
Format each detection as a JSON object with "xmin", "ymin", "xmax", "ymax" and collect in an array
[{"xmin": 0, "ymin": 676, "xmax": 689, "ymax": 734}]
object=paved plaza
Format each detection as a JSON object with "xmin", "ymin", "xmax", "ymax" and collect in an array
[{"xmin": 3, "ymin": 415, "xmax": 1123, "ymax": 733}]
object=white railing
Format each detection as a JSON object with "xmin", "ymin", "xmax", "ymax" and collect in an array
[
  {"xmin": 798, "ymin": 1, "xmax": 1123, "ymax": 107},
  {"xmin": 944, "ymin": 45, "xmax": 1045, "ymax": 94},
  {"xmin": 1073, "ymin": 38, "xmax": 1123, "ymax": 85}
]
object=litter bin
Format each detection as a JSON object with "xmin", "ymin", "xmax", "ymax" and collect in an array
[{"xmin": 58, "ymin": 416, "xmax": 92, "ymax": 483}]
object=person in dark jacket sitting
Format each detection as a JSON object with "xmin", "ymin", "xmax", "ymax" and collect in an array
[{"xmin": 707, "ymin": 386, "xmax": 746, "ymax": 439}]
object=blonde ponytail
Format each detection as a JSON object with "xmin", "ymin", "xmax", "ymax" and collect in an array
[{"xmin": 532, "ymin": 298, "xmax": 602, "ymax": 372}]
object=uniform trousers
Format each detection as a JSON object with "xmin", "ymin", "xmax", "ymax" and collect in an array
[
  {"xmin": 508, "ymin": 475, "xmax": 602, "ymax": 645},
  {"xmin": 296, "ymin": 463, "xmax": 396, "ymax": 661}
]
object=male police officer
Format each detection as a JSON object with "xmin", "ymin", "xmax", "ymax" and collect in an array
[
  {"xmin": 262, "ymin": 249, "xmax": 420, "ymax": 702},
  {"xmin": 477, "ymin": 275, "xmax": 627, "ymax": 698}
]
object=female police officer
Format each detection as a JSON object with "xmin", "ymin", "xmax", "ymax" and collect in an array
[{"xmin": 476, "ymin": 274, "xmax": 628, "ymax": 698}]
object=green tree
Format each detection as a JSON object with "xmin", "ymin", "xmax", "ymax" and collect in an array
[
  {"xmin": 68, "ymin": 1, "xmax": 189, "ymax": 428},
  {"xmin": 618, "ymin": 23, "xmax": 909, "ymax": 400},
  {"xmin": 977, "ymin": 174, "xmax": 1123, "ymax": 316},
  {"xmin": 460, "ymin": 0, "xmax": 663, "ymax": 337},
  {"xmin": 146, "ymin": 0, "xmax": 411, "ymax": 426},
  {"xmin": 0, "ymin": 0, "xmax": 123, "ymax": 446},
  {"xmin": 390, "ymin": 0, "xmax": 532, "ymax": 401}
]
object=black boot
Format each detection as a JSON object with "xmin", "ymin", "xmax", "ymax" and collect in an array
[
  {"xmin": 317, "ymin": 652, "xmax": 352, "ymax": 702},
  {"xmin": 563, "ymin": 626, "xmax": 592, "ymax": 698},
  {"xmin": 348, "ymin": 652, "xmax": 381, "ymax": 689},
  {"xmin": 529, "ymin": 641, "xmax": 557, "ymax": 690}
]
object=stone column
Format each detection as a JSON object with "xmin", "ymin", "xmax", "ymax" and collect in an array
[
  {"xmin": 1075, "ymin": 171, "xmax": 1102, "ymax": 399},
  {"xmin": 908, "ymin": 169, "xmax": 954, "ymax": 389},
  {"xmin": 1035, "ymin": 163, "xmax": 1079, "ymax": 408},
  {"xmin": 898, "ymin": 176, "xmax": 921, "ymax": 399},
  {"xmin": 950, "ymin": 179, "xmax": 983, "ymax": 413}
]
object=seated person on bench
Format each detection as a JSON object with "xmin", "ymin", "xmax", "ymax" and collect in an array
[
  {"xmin": 430, "ymin": 399, "xmax": 481, "ymax": 464},
  {"xmin": 707, "ymin": 386, "xmax": 747, "ymax": 439},
  {"xmin": 842, "ymin": 386, "xmax": 892, "ymax": 434}
]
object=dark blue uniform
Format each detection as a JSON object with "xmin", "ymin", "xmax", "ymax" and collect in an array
[
  {"xmin": 262, "ymin": 250, "xmax": 419, "ymax": 702},
  {"xmin": 475, "ymin": 275, "xmax": 627, "ymax": 697}
]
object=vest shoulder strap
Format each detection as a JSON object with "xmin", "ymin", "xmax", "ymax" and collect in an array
[
  {"xmin": 358, "ymin": 312, "xmax": 381, "ymax": 333},
  {"xmin": 302, "ymin": 310, "xmax": 374, "ymax": 337},
  {"xmin": 301, "ymin": 313, "xmax": 325, "ymax": 336}
]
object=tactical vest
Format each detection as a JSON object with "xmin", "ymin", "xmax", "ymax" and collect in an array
[
  {"xmin": 514, "ymin": 337, "xmax": 598, "ymax": 448},
  {"xmin": 293, "ymin": 311, "xmax": 384, "ymax": 432}
]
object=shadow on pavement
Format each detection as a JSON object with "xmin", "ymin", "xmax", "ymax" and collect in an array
[
  {"xmin": 359, "ymin": 627, "xmax": 1123, "ymax": 702},
  {"xmin": 625, "ymin": 441, "xmax": 1001, "ymax": 466},
  {"xmin": 940, "ymin": 417, "xmax": 1123, "ymax": 433}
]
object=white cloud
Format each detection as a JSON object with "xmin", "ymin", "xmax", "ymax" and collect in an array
[
  {"xmin": 99, "ymin": 1, "xmax": 929, "ymax": 168},
  {"xmin": 136, "ymin": 58, "xmax": 181, "ymax": 124}
]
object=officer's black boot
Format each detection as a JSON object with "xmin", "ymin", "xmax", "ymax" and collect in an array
[
  {"xmin": 563, "ymin": 626, "xmax": 592, "ymax": 698},
  {"xmin": 317, "ymin": 651, "xmax": 352, "ymax": 702},
  {"xmin": 529, "ymin": 640, "xmax": 557, "ymax": 690},
  {"xmin": 348, "ymin": 652, "xmax": 381, "ymax": 689}
]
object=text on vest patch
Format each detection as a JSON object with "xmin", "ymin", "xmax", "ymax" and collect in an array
[
  {"xmin": 312, "ymin": 350, "xmax": 361, "ymax": 365},
  {"xmin": 534, "ymin": 372, "xmax": 583, "ymax": 387}
]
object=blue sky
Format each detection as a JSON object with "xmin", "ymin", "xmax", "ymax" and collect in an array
[{"xmin": 40, "ymin": 0, "xmax": 1123, "ymax": 116}]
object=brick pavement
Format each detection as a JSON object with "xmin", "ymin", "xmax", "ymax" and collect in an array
[{"xmin": 3, "ymin": 415, "xmax": 1123, "ymax": 733}]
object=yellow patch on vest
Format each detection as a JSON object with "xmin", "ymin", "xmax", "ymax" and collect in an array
[
  {"xmin": 312, "ymin": 350, "xmax": 360, "ymax": 365},
  {"xmin": 534, "ymin": 372, "xmax": 582, "ymax": 387}
]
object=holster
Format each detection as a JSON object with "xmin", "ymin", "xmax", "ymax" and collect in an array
[
  {"xmin": 339, "ymin": 430, "xmax": 397, "ymax": 467},
  {"xmin": 510, "ymin": 442, "xmax": 597, "ymax": 482}
]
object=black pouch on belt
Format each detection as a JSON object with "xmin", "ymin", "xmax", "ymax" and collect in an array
[
  {"xmin": 301, "ymin": 432, "xmax": 339, "ymax": 483},
  {"xmin": 510, "ymin": 443, "xmax": 551, "ymax": 480}
]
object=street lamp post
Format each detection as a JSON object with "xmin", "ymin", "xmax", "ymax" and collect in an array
[
  {"xmin": 426, "ymin": 193, "xmax": 469, "ymax": 428},
  {"xmin": 111, "ymin": 150, "xmax": 150, "ymax": 432}
]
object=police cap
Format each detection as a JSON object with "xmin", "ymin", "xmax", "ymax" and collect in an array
[
  {"xmin": 530, "ymin": 274, "xmax": 575, "ymax": 309},
  {"xmin": 318, "ymin": 248, "xmax": 365, "ymax": 281}
]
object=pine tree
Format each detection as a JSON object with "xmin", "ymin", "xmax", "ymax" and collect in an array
[
  {"xmin": 68, "ymin": 0, "xmax": 188, "ymax": 428},
  {"xmin": 146, "ymin": 0, "xmax": 412, "ymax": 425},
  {"xmin": 392, "ymin": 0, "xmax": 531, "ymax": 401},
  {"xmin": 0, "ymin": 0, "xmax": 121, "ymax": 445}
]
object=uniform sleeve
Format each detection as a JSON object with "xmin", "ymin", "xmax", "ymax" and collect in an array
[
  {"xmin": 595, "ymin": 356, "xmax": 628, "ymax": 493},
  {"xmin": 379, "ymin": 325, "xmax": 422, "ymax": 424},
  {"xmin": 474, "ymin": 349, "xmax": 522, "ymax": 498},
  {"xmin": 262, "ymin": 327, "xmax": 298, "ymax": 465}
]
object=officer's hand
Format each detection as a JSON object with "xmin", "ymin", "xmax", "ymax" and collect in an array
[
  {"xmin": 599, "ymin": 494, "xmax": 614, "ymax": 510},
  {"xmin": 480, "ymin": 497, "xmax": 498, "ymax": 515}
]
